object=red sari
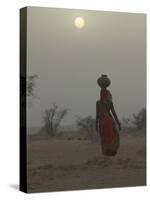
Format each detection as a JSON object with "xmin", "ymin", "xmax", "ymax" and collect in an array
[{"xmin": 96, "ymin": 89, "xmax": 119, "ymax": 156}]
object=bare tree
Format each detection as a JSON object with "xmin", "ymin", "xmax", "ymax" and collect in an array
[
  {"xmin": 27, "ymin": 75, "xmax": 38, "ymax": 97},
  {"xmin": 20, "ymin": 75, "xmax": 38, "ymax": 97},
  {"xmin": 132, "ymin": 107, "xmax": 146, "ymax": 130},
  {"xmin": 43, "ymin": 104, "xmax": 69, "ymax": 136},
  {"xmin": 76, "ymin": 115, "xmax": 97, "ymax": 142}
]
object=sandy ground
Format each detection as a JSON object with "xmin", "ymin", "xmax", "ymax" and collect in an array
[{"xmin": 27, "ymin": 131, "xmax": 146, "ymax": 193}]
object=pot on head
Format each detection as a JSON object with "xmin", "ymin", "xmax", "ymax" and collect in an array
[{"xmin": 97, "ymin": 74, "xmax": 111, "ymax": 88}]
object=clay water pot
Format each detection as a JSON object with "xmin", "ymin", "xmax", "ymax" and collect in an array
[{"xmin": 97, "ymin": 74, "xmax": 111, "ymax": 88}]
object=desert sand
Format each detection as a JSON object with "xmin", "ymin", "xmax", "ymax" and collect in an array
[{"xmin": 27, "ymin": 130, "xmax": 146, "ymax": 193}]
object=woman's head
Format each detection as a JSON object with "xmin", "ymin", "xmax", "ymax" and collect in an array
[{"xmin": 97, "ymin": 74, "xmax": 111, "ymax": 88}]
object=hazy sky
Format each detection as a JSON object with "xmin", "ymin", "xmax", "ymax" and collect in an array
[{"xmin": 27, "ymin": 7, "xmax": 146, "ymax": 128}]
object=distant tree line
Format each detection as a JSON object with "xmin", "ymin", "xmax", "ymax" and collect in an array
[
  {"xmin": 42, "ymin": 103, "xmax": 146, "ymax": 140},
  {"xmin": 24, "ymin": 76, "xmax": 146, "ymax": 138},
  {"xmin": 42, "ymin": 104, "xmax": 98, "ymax": 143},
  {"xmin": 121, "ymin": 107, "xmax": 146, "ymax": 130}
]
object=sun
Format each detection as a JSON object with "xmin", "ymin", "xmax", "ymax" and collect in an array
[{"xmin": 74, "ymin": 17, "xmax": 85, "ymax": 29}]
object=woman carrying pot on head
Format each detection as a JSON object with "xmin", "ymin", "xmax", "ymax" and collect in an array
[{"xmin": 96, "ymin": 74, "xmax": 121, "ymax": 156}]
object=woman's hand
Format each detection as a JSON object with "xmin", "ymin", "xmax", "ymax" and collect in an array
[
  {"xmin": 110, "ymin": 102, "xmax": 121, "ymax": 131},
  {"xmin": 118, "ymin": 122, "xmax": 121, "ymax": 131}
]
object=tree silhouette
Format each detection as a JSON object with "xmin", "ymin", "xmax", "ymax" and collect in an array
[
  {"xmin": 27, "ymin": 75, "xmax": 38, "ymax": 97},
  {"xmin": 43, "ymin": 104, "xmax": 69, "ymax": 136},
  {"xmin": 132, "ymin": 108, "xmax": 146, "ymax": 130},
  {"xmin": 20, "ymin": 75, "xmax": 38, "ymax": 98},
  {"xmin": 76, "ymin": 115, "xmax": 97, "ymax": 142}
]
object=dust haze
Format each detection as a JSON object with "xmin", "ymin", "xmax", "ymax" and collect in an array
[
  {"xmin": 25, "ymin": 7, "xmax": 146, "ymax": 193},
  {"xmin": 26, "ymin": 7, "xmax": 146, "ymax": 128}
]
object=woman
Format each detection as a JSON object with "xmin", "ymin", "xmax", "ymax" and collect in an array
[{"xmin": 96, "ymin": 75, "xmax": 121, "ymax": 156}]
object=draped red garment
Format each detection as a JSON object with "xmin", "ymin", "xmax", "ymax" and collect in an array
[
  {"xmin": 100, "ymin": 115, "xmax": 114, "ymax": 144},
  {"xmin": 96, "ymin": 89, "xmax": 115, "ymax": 144}
]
